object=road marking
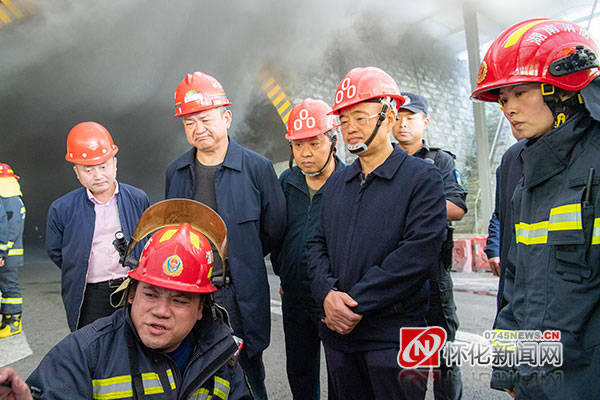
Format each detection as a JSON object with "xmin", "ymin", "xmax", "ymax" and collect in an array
[
  {"xmin": 0, "ymin": 332, "xmax": 32, "ymax": 367},
  {"xmin": 454, "ymin": 330, "xmax": 489, "ymax": 345},
  {"xmin": 270, "ymin": 299, "xmax": 282, "ymax": 316}
]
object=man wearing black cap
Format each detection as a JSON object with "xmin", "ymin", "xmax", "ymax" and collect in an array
[{"xmin": 394, "ymin": 92, "xmax": 467, "ymax": 400}]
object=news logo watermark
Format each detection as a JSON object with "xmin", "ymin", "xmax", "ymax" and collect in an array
[{"xmin": 398, "ymin": 327, "xmax": 563, "ymax": 369}]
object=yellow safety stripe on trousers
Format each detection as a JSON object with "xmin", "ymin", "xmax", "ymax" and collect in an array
[
  {"xmin": 515, "ymin": 221, "xmax": 549, "ymax": 245},
  {"xmin": 593, "ymin": 218, "xmax": 600, "ymax": 245},
  {"xmin": 190, "ymin": 376, "xmax": 231, "ymax": 400},
  {"xmin": 7, "ymin": 249, "xmax": 23, "ymax": 256},
  {"xmin": 92, "ymin": 369, "xmax": 176, "ymax": 399},
  {"xmin": 548, "ymin": 203, "xmax": 582, "ymax": 231},
  {"xmin": 0, "ymin": 298, "xmax": 23, "ymax": 305}
]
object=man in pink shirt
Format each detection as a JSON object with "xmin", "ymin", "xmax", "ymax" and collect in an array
[{"xmin": 46, "ymin": 122, "xmax": 149, "ymax": 331}]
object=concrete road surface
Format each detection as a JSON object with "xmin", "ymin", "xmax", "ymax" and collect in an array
[{"xmin": 1, "ymin": 249, "xmax": 509, "ymax": 399}]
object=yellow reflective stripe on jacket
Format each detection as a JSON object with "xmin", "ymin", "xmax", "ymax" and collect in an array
[
  {"xmin": 189, "ymin": 376, "xmax": 231, "ymax": 400},
  {"xmin": 7, "ymin": 249, "xmax": 23, "ymax": 256},
  {"xmin": 92, "ymin": 369, "xmax": 175, "ymax": 399},
  {"xmin": 0, "ymin": 298, "xmax": 23, "ymax": 305},
  {"xmin": 515, "ymin": 221, "xmax": 549, "ymax": 245},
  {"xmin": 213, "ymin": 376, "xmax": 231, "ymax": 399},
  {"xmin": 0, "ymin": 243, "xmax": 8, "ymax": 251},
  {"xmin": 20, "ymin": 206, "xmax": 25, "ymax": 214},
  {"xmin": 6, "ymin": 241, "xmax": 14, "ymax": 248},
  {"xmin": 593, "ymin": 218, "xmax": 600, "ymax": 245},
  {"xmin": 548, "ymin": 204, "xmax": 582, "ymax": 231}
]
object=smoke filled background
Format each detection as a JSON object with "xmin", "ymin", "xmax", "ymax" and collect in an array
[{"xmin": 0, "ymin": 0, "xmax": 595, "ymax": 244}]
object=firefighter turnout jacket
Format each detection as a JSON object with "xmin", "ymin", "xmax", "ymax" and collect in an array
[
  {"xmin": 0, "ymin": 193, "xmax": 25, "ymax": 268},
  {"xmin": 26, "ymin": 307, "xmax": 251, "ymax": 399},
  {"xmin": 491, "ymin": 114, "xmax": 600, "ymax": 397}
]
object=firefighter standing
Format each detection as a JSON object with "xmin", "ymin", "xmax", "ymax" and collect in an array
[
  {"xmin": 165, "ymin": 72, "xmax": 286, "ymax": 400},
  {"xmin": 308, "ymin": 67, "xmax": 447, "ymax": 399},
  {"xmin": 0, "ymin": 163, "xmax": 25, "ymax": 338},
  {"xmin": 271, "ymin": 98, "xmax": 345, "ymax": 399},
  {"xmin": 46, "ymin": 122, "xmax": 149, "ymax": 331},
  {"xmin": 472, "ymin": 18, "xmax": 600, "ymax": 399},
  {"xmin": 0, "ymin": 223, "xmax": 251, "ymax": 399},
  {"xmin": 393, "ymin": 93, "xmax": 467, "ymax": 400}
]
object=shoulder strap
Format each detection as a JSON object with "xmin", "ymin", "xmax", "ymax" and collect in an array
[{"xmin": 125, "ymin": 325, "xmax": 146, "ymax": 400}]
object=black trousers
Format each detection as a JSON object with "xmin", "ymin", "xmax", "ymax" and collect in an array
[
  {"xmin": 78, "ymin": 279, "xmax": 124, "ymax": 329},
  {"xmin": 324, "ymin": 345, "xmax": 428, "ymax": 400},
  {"xmin": 282, "ymin": 295, "xmax": 323, "ymax": 400}
]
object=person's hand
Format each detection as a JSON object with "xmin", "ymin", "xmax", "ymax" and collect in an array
[
  {"xmin": 322, "ymin": 290, "xmax": 362, "ymax": 335},
  {"xmin": 0, "ymin": 367, "xmax": 33, "ymax": 400},
  {"xmin": 503, "ymin": 388, "xmax": 515, "ymax": 398},
  {"xmin": 0, "ymin": 257, "xmax": 5, "ymax": 267},
  {"xmin": 279, "ymin": 286, "xmax": 284, "ymax": 299},
  {"xmin": 489, "ymin": 257, "xmax": 501, "ymax": 277}
]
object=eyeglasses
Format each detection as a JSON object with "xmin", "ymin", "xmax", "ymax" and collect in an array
[{"xmin": 339, "ymin": 113, "xmax": 380, "ymax": 132}]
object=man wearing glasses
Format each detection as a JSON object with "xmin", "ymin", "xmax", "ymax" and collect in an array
[{"xmin": 308, "ymin": 67, "xmax": 447, "ymax": 399}]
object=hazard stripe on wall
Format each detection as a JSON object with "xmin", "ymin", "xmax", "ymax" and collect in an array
[
  {"xmin": 259, "ymin": 72, "xmax": 294, "ymax": 129},
  {"xmin": 0, "ymin": 0, "xmax": 36, "ymax": 28}
]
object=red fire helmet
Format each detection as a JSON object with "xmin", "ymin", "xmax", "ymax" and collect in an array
[
  {"xmin": 286, "ymin": 98, "xmax": 338, "ymax": 141},
  {"xmin": 472, "ymin": 18, "xmax": 600, "ymax": 102},
  {"xmin": 173, "ymin": 72, "xmax": 232, "ymax": 117},
  {"xmin": 65, "ymin": 122, "xmax": 119, "ymax": 166},
  {"xmin": 129, "ymin": 223, "xmax": 217, "ymax": 293},
  {"xmin": 0, "ymin": 163, "xmax": 19, "ymax": 180},
  {"xmin": 331, "ymin": 67, "xmax": 406, "ymax": 115}
]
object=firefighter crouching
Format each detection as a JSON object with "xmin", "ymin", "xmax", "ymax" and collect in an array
[
  {"xmin": 471, "ymin": 18, "xmax": 600, "ymax": 399},
  {"xmin": 0, "ymin": 222, "xmax": 251, "ymax": 399},
  {"xmin": 0, "ymin": 163, "xmax": 26, "ymax": 338}
]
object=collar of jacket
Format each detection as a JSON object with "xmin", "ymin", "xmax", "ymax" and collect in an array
[
  {"xmin": 344, "ymin": 144, "xmax": 406, "ymax": 183},
  {"xmin": 83, "ymin": 180, "xmax": 122, "ymax": 206},
  {"xmin": 521, "ymin": 113, "xmax": 591, "ymax": 189},
  {"xmin": 287, "ymin": 155, "xmax": 345, "ymax": 193},
  {"xmin": 172, "ymin": 136, "xmax": 244, "ymax": 172}
]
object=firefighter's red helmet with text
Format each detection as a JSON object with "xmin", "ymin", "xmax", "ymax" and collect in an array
[{"xmin": 472, "ymin": 18, "xmax": 600, "ymax": 102}]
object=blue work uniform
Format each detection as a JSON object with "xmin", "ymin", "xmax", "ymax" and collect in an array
[
  {"xmin": 491, "ymin": 113, "xmax": 600, "ymax": 399},
  {"xmin": 165, "ymin": 137, "xmax": 286, "ymax": 400},
  {"xmin": 308, "ymin": 144, "xmax": 447, "ymax": 399},
  {"xmin": 271, "ymin": 157, "xmax": 344, "ymax": 400}
]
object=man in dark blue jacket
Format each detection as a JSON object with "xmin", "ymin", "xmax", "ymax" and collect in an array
[
  {"xmin": 0, "ymin": 223, "xmax": 251, "ymax": 400},
  {"xmin": 308, "ymin": 67, "xmax": 446, "ymax": 399},
  {"xmin": 271, "ymin": 98, "xmax": 344, "ymax": 399},
  {"xmin": 166, "ymin": 72, "xmax": 285, "ymax": 400},
  {"xmin": 46, "ymin": 122, "xmax": 149, "ymax": 332}
]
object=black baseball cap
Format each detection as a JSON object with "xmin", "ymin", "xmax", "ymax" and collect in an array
[{"xmin": 399, "ymin": 92, "xmax": 428, "ymax": 115}]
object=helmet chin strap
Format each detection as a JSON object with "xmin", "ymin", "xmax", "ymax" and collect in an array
[
  {"xmin": 541, "ymin": 83, "xmax": 586, "ymax": 128},
  {"xmin": 346, "ymin": 102, "xmax": 390, "ymax": 154}
]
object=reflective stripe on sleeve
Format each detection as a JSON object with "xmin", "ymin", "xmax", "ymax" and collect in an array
[{"xmin": 213, "ymin": 376, "xmax": 231, "ymax": 399}]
